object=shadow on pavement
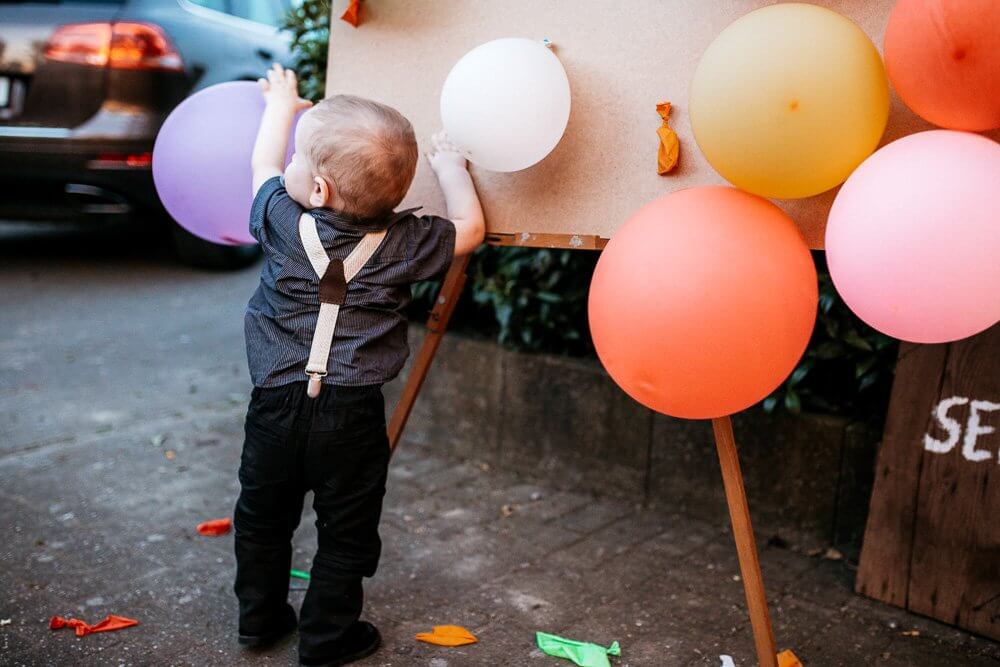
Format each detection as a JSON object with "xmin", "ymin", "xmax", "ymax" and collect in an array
[{"xmin": 0, "ymin": 217, "xmax": 175, "ymax": 266}]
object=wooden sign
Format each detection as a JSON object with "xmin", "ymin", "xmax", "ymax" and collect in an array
[
  {"xmin": 857, "ymin": 322, "xmax": 1000, "ymax": 640},
  {"xmin": 325, "ymin": 0, "xmax": 936, "ymax": 249}
]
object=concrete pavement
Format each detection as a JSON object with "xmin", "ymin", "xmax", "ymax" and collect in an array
[{"xmin": 1, "ymin": 225, "xmax": 998, "ymax": 666}]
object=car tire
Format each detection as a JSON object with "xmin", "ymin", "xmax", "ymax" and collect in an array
[{"xmin": 169, "ymin": 222, "xmax": 260, "ymax": 270}]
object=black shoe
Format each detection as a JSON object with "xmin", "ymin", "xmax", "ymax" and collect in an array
[
  {"xmin": 238, "ymin": 604, "xmax": 298, "ymax": 649},
  {"xmin": 299, "ymin": 621, "xmax": 381, "ymax": 667}
]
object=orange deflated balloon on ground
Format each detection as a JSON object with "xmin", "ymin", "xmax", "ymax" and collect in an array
[
  {"xmin": 690, "ymin": 3, "xmax": 889, "ymax": 199},
  {"xmin": 885, "ymin": 0, "xmax": 1000, "ymax": 131},
  {"xmin": 588, "ymin": 187, "xmax": 818, "ymax": 420}
]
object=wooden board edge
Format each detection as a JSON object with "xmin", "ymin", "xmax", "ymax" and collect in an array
[{"xmin": 485, "ymin": 232, "xmax": 609, "ymax": 250}]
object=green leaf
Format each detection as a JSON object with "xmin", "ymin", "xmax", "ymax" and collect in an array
[
  {"xmin": 843, "ymin": 328, "xmax": 874, "ymax": 351},
  {"xmin": 818, "ymin": 291, "xmax": 837, "ymax": 314},
  {"xmin": 788, "ymin": 361, "xmax": 812, "ymax": 386},
  {"xmin": 535, "ymin": 291, "xmax": 561, "ymax": 304},
  {"xmin": 854, "ymin": 355, "xmax": 877, "ymax": 379},
  {"xmin": 496, "ymin": 303, "xmax": 513, "ymax": 329},
  {"xmin": 784, "ymin": 390, "xmax": 802, "ymax": 413},
  {"xmin": 858, "ymin": 372, "xmax": 880, "ymax": 392},
  {"xmin": 811, "ymin": 341, "xmax": 844, "ymax": 360}
]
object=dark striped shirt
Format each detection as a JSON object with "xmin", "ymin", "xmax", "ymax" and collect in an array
[{"xmin": 244, "ymin": 176, "xmax": 456, "ymax": 388}]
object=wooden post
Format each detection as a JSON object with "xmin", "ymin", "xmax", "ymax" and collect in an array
[
  {"xmin": 712, "ymin": 415, "xmax": 778, "ymax": 667},
  {"xmin": 388, "ymin": 252, "xmax": 472, "ymax": 452}
]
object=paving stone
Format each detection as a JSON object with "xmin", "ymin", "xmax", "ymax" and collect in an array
[{"xmin": 550, "ymin": 498, "xmax": 634, "ymax": 536}]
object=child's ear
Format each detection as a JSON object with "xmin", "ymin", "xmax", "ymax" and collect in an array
[{"xmin": 309, "ymin": 176, "xmax": 332, "ymax": 208}]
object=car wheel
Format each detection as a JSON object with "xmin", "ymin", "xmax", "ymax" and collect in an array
[{"xmin": 169, "ymin": 222, "xmax": 260, "ymax": 270}]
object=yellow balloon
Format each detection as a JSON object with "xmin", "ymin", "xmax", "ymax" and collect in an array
[{"xmin": 690, "ymin": 3, "xmax": 889, "ymax": 200}]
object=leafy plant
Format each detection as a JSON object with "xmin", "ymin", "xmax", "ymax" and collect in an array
[
  {"xmin": 763, "ymin": 265, "xmax": 897, "ymax": 419},
  {"xmin": 281, "ymin": 0, "xmax": 330, "ymax": 102},
  {"xmin": 409, "ymin": 245, "xmax": 600, "ymax": 357}
]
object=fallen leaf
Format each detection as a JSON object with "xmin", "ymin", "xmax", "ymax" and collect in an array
[
  {"xmin": 415, "ymin": 625, "xmax": 478, "ymax": 647},
  {"xmin": 777, "ymin": 649, "xmax": 804, "ymax": 667},
  {"xmin": 196, "ymin": 518, "xmax": 232, "ymax": 536}
]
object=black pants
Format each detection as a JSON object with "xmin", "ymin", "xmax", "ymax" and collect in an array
[{"xmin": 233, "ymin": 381, "xmax": 390, "ymax": 660}]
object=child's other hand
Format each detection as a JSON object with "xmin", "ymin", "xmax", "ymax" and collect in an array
[
  {"xmin": 426, "ymin": 131, "xmax": 468, "ymax": 176},
  {"xmin": 258, "ymin": 63, "xmax": 312, "ymax": 113}
]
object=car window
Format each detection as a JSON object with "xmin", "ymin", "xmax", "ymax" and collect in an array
[
  {"xmin": 229, "ymin": 0, "xmax": 289, "ymax": 26},
  {"xmin": 186, "ymin": 0, "xmax": 226, "ymax": 11}
]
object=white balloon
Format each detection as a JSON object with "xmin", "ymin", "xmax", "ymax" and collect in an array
[{"xmin": 440, "ymin": 38, "xmax": 571, "ymax": 172}]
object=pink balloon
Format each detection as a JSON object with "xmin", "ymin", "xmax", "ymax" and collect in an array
[
  {"xmin": 826, "ymin": 130, "xmax": 1000, "ymax": 343},
  {"xmin": 153, "ymin": 82, "xmax": 299, "ymax": 246}
]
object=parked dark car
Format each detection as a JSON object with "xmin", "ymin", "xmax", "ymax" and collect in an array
[{"xmin": 0, "ymin": 0, "xmax": 293, "ymax": 267}]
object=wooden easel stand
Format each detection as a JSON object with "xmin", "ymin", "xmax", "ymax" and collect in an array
[
  {"xmin": 387, "ymin": 252, "xmax": 472, "ymax": 449},
  {"xmin": 387, "ymin": 243, "xmax": 779, "ymax": 667},
  {"xmin": 713, "ymin": 416, "xmax": 779, "ymax": 667}
]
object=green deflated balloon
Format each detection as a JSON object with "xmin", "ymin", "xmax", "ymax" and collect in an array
[{"xmin": 535, "ymin": 631, "xmax": 621, "ymax": 667}]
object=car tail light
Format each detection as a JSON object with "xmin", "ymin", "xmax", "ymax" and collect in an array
[
  {"xmin": 44, "ymin": 22, "xmax": 183, "ymax": 71},
  {"xmin": 87, "ymin": 151, "xmax": 154, "ymax": 169}
]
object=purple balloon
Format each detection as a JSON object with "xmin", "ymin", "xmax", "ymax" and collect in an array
[{"xmin": 153, "ymin": 81, "xmax": 299, "ymax": 246}]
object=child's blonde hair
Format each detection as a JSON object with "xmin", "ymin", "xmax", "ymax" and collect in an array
[{"xmin": 306, "ymin": 95, "xmax": 418, "ymax": 221}]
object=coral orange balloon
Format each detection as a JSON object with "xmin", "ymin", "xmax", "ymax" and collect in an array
[
  {"xmin": 885, "ymin": 0, "xmax": 1000, "ymax": 131},
  {"xmin": 588, "ymin": 187, "xmax": 817, "ymax": 420}
]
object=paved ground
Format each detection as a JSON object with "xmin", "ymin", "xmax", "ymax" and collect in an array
[{"xmin": 2, "ymin": 224, "xmax": 999, "ymax": 666}]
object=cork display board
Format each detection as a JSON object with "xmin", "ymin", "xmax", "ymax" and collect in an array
[{"xmin": 325, "ymin": 0, "xmax": 937, "ymax": 249}]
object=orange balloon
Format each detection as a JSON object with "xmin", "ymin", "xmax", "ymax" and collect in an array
[
  {"xmin": 885, "ymin": 0, "xmax": 1000, "ymax": 131},
  {"xmin": 588, "ymin": 187, "xmax": 817, "ymax": 420}
]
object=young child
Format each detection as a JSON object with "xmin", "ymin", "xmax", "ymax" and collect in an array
[{"xmin": 234, "ymin": 64, "xmax": 484, "ymax": 666}]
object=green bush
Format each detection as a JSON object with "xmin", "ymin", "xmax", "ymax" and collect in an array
[
  {"xmin": 284, "ymin": 2, "xmax": 898, "ymax": 422},
  {"xmin": 281, "ymin": 1, "xmax": 330, "ymax": 102},
  {"xmin": 762, "ymin": 258, "xmax": 897, "ymax": 419},
  {"xmin": 411, "ymin": 246, "xmax": 599, "ymax": 358}
]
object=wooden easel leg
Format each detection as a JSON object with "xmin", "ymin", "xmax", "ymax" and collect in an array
[
  {"xmin": 712, "ymin": 415, "xmax": 778, "ymax": 667},
  {"xmin": 387, "ymin": 253, "xmax": 472, "ymax": 454}
]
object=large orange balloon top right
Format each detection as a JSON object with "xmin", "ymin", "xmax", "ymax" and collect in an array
[{"xmin": 885, "ymin": 0, "xmax": 1000, "ymax": 132}]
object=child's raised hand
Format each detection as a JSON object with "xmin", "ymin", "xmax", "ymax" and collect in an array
[
  {"xmin": 426, "ymin": 131, "xmax": 468, "ymax": 176},
  {"xmin": 258, "ymin": 63, "xmax": 312, "ymax": 113}
]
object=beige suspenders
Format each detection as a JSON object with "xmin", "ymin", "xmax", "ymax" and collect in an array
[{"xmin": 298, "ymin": 212, "xmax": 387, "ymax": 398}]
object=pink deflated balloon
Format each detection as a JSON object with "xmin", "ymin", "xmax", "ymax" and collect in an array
[
  {"xmin": 153, "ymin": 81, "xmax": 298, "ymax": 246},
  {"xmin": 826, "ymin": 130, "xmax": 1000, "ymax": 343}
]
